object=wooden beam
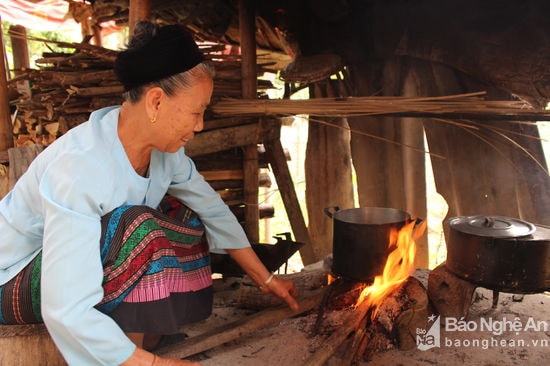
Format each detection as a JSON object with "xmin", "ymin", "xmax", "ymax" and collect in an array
[
  {"xmin": 203, "ymin": 117, "xmax": 255, "ymax": 131},
  {"xmin": 128, "ymin": 0, "xmax": 151, "ymax": 36},
  {"xmin": 185, "ymin": 123, "xmax": 260, "ymax": 157},
  {"xmin": 201, "ymin": 170, "xmax": 243, "ymax": 181},
  {"xmin": 0, "ymin": 21, "xmax": 14, "ymax": 151},
  {"xmin": 239, "ymin": 0, "xmax": 260, "ymax": 242}
]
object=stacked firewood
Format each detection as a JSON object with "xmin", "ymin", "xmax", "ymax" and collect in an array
[{"xmin": 11, "ymin": 42, "xmax": 120, "ymax": 146}]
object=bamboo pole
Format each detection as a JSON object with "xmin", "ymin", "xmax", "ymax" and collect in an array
[
  {"xmin": 239, "ymin": 0, "xmax": 260, "ymax": 242},
  {"xmin": 0, "ymin": 21, "xmax": 14, "ymax": 150}
]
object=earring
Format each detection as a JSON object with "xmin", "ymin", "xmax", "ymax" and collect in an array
[{"xmin": 150, "ymin": 111, "xmax": 158, "ymax": 124}]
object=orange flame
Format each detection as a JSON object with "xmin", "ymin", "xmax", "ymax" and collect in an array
[
  {"xmin": 356, "ymin": 219, "xmax": 426, "ymax": 318},
  {"xmin": 327, "ymin": 273, "xmax": 337, "ymax": 285}
]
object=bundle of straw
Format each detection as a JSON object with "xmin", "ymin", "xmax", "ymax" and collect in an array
[{"xmin": 211, "ymin": 92, "xmax": 549, "ymax": 120}]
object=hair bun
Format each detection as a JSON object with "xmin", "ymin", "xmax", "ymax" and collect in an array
[{"xmin": 114, "ymin": 23, "xmax": 204, "ymax": 91}]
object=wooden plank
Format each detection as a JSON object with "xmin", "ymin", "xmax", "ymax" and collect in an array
[
  {"xmin": 390, "ymin": 57, "xmax": 428, "ymax": 268},
  {"xmin": 262, "ymin": 118, "xmax": 315, "ymax": 263},
  {"xmin": 346, "ymin": 58, "xmax": 429, "ymax": 268},
  {"xmin": 305, "ymin": 82, "xmax": 354, "ymax": 265}
]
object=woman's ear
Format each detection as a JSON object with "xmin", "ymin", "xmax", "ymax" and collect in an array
[{"xmin": 144, "ymin": 87, "xmax": 163, "ymax": 122}]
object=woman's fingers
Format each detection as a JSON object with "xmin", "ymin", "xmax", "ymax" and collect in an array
[{"xmin": 267, "ymin": 277, "xmax": 300, "ymax": 311}]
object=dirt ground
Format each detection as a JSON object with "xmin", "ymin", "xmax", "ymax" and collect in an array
[{"xmin": 172, "ymin": 268, "xmax": 549, "ymax": 366}]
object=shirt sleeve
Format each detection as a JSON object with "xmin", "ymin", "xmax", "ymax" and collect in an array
[
  {"xmin": 38, "ymin": 155, "xmax": 135, "ymax": 365},
  {"xmin": 167, "ymin": 152, "xmax": 251, "ymax": 253}
]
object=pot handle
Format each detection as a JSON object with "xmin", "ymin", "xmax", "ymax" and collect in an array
[{"xmin": 324, "ymin": 206, "xmax": 340, "ymax": 219}]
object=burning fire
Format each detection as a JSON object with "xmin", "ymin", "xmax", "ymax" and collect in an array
[
  {"xmin": 356, "ymin": 219, "xmax": 426, "ymax": 318},
  {"xmin": 327, "ymin": 273, "xmax": 337, "ymax": 285}
]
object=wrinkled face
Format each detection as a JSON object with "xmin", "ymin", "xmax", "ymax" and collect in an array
[{"xmin": 156, "ymin": 77, "xmax": 213, "ymax": 152}]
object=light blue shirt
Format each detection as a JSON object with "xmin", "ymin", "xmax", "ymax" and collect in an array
[{"xmin": 0, "ymin": 106, "xmax": 250, "ymax": 365}]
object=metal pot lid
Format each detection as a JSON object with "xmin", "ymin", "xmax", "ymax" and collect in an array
[{"xmin": 448, "ymin": 215, "xmax": 536, "ymax": 238}]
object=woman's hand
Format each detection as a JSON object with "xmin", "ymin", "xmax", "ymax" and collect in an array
[
  {"xmin": 226, "ymin": 247, "xmax": 300, "ymax": 311},
  {"xmin": 260, "ymin": 275, "xmax": 299, "ymax": 311}
]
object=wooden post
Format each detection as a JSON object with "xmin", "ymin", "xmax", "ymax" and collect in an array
[
  {"xmin": 8, "ymin": 25, "xmax": 30, "ymax": 75},
  {"xmin": 239, "ymin": 0, "xmax": 260, "ymax": 242},
  {"xmin": 8, "ymin": 25, "xmax": 32, "ymax": 101},
  {"xmin": 0, "ymin": 21, "xmax": 14, "ymax": 150},
  {"xmin": 128, "ymin": 0, "xmax": 151, "ymax": 35}
]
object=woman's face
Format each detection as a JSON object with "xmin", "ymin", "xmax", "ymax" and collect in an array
[{"xmin": 156, "ymin": 77, "xmax": 213, "ymax": 152}]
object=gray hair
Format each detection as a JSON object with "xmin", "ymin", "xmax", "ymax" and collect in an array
[{"xmin": 121, "ymin": 62, "xmax": 215, "ymax": 103}]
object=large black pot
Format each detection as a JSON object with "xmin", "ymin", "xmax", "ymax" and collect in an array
[
  {"xmin": 325, "ymin": 206, "xmax": 419, "ymax": 283},
  {"xmin": 446, "ymin": 215, "xmax": 550, "ymax": 293}
]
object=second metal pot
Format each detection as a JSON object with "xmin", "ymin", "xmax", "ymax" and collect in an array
[{"xmin": 446, "ymin": 215, "xmax": 550, "ymax": 293}]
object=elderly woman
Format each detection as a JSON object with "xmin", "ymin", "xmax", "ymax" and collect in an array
[{"xmin": 0, "ymin": 21, "xmax": 298, "ymax": 365}]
